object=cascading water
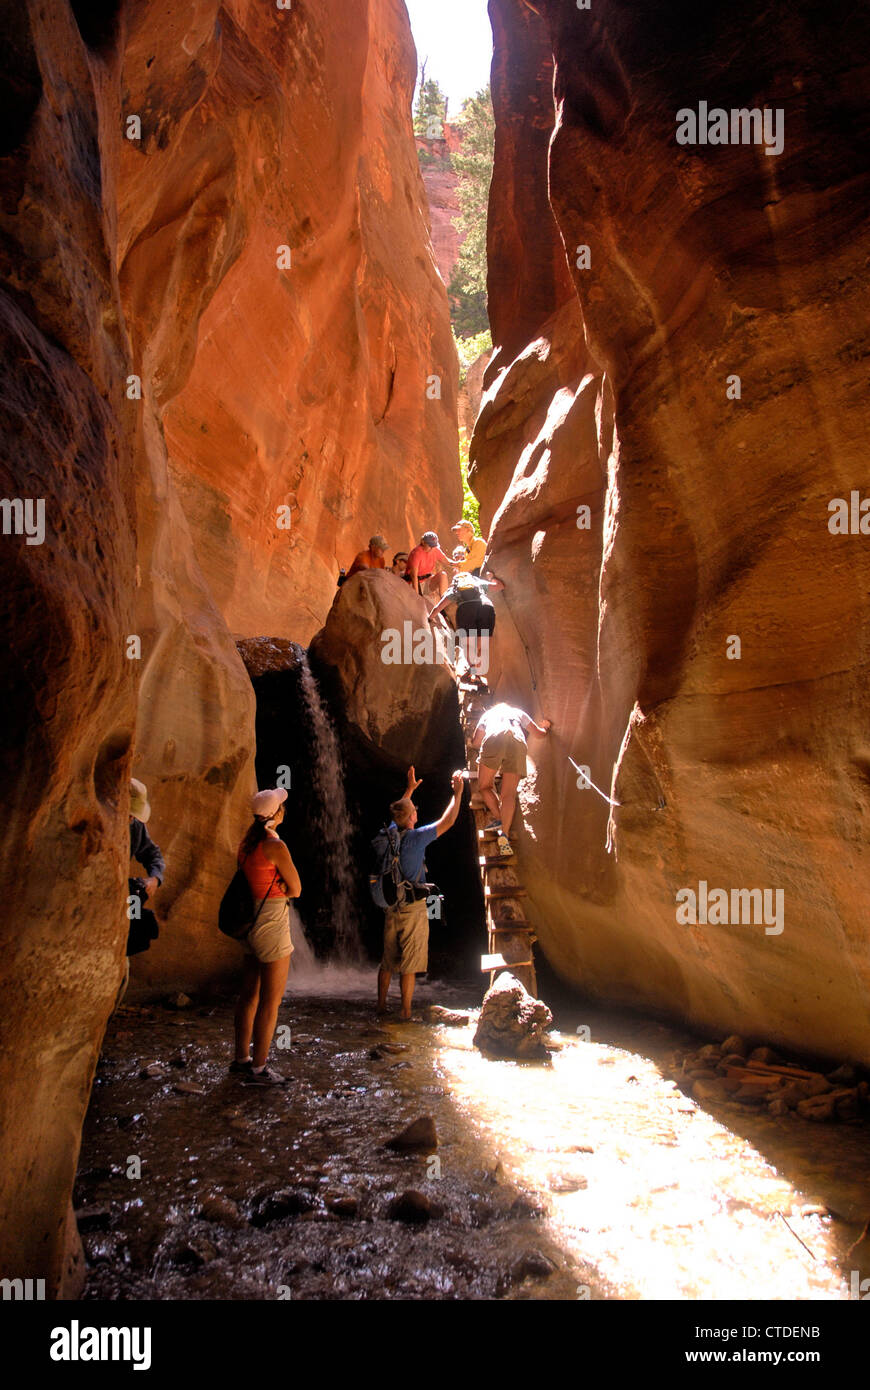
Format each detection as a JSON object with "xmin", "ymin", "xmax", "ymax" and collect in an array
[{"xmin": 294, "ymin": 652, "xmax": 362, "ymax": 964}]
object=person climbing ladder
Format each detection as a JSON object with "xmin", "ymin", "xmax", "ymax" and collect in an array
[{"xmin": 471, "ymin": 703, "xmax": 551, "ymax": 856}]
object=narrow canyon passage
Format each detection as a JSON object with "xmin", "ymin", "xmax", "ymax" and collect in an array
[{"xmin": 1, "ymin": 0, "xmax": 869, "ymax": 1331}]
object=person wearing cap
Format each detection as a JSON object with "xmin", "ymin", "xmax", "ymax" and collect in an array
[
  {"xmin": 117, "ymin": 778, "xmax": 167, "ymax": 1004},
  {"xmin": 451, "ymin": 520, "xmax": 488, "ymax": 576},
  {"xmin": 346, "ymin": 535, "xmax": 389, "ymax": 579},
  {"xmin": 404, "ymin": 531, "xmax": 456, "ymax": 600},
  {"xmin": 232, "ymin": 787, "xmax": 302, "ymax": 1087},
  {"xmin": 390, "ymin": 550, "xmax": 409, "ymax": 577}
]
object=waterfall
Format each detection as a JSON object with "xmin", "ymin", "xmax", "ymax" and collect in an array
[{"xmin": 295, "ymin": 652, "xmax": 362, "ymax": 962}]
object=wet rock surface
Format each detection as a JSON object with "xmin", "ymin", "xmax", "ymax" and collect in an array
[
  {"xmin": 474, "ymin": 973, "xmax": 553, "ymax": 1060},
  {"xmin": 76, "ymin": 988, "xmax": 870, "ymax": 1300}
]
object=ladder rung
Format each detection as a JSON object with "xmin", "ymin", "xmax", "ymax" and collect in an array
[
  {"xmin": 485, "ymin": 885, "xmax": 527, "ymax": 898},
  {"xmin": 490, "ymin": 925, "xmax": 534, "ymax": 934},
  {"xmin": 484, "ymin": 958, "xmax": 534, "ymax": 972},
  {"xmin": 479, "ymin": 854, "xmax": 516, "ymax": 868}
]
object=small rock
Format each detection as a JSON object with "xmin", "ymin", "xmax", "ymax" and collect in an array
[
  {"xmin": 721, "ymin": 1035, "xmax": 747, "ymax": 1057},
  {"xmin": 379, "ymin": 1043, "xmax": 409, "ymax": 1054},
  {"xmin": 687, "ymin": 1068, "xmax": 719, "ymax": 1081},
  {"xmin": 777, "ymin": 1082, "xmax": 805, "ymax": 1109},
  {"xmin": 748, "ymin": 1046, "xmax": 781, "ymax": 1065},
  {"xmin": 827, "ymin": 1063, "xmax": 857, "ymax": 1086},
  {"xmin": 697, "ymin": 1043, "xmax": 722, "ymax": 1060},
  {"xmin": 735, "ymin": 1087, "xmax": 767, "ymax": 1106},
  {"xmin": 834, "ymin": 1089, "xmax": 861, "ymax": 1121},
  {"xmin": 166, "ymin": 992, "xmax": 193, "ymax": 1010},
  {"xmin": 720, "ymin": 1053, "xmax": 749, "ymax": 1069},
  {"xmin": 768, "ymin": 1097, "xmax": 790, "ymax": 1117},
  {"xmin": 75, "ymin": 1206, "xmax": 112, "ymax": 1233},
  {"xmin": 167, "ymin": 1236, "xmax": 217, "ymax": 1268},
  {"xmin": 387, "ymin": 1190, "xmax": 440, "ymax": 1224},
  {"xmin": 197, "ymin": 1194, "xmax": 244, "ymax": 1228},
  {"xmin": 512, "ymin": 1250, "xmax": 556, "ymax": 1282},
  {"xmin": 173, "ymin": 1081, "xmax": 206, "ymax": 1096},
  {"xmin": 139, "ymin": 1062, "xmax": 168, "ymax": 1080},
  {"xmin": 385, "ymin": 1116, "xmax": 437, "ymax": 1152},
  {"xmin": 327, "ymin": 1196, "xmax": 358, "ymax": 1218},
  {"xmin": 796, "ymin": 1094, "xmax": 838, "ymax": 1122},
  {"xmin": 423, "ymin": 1005, "xmax": 469, "ymax": 1027},
  {"xmin": 250, "ymin": 1188, "xmax": 316, "ymax": 1226},
  {"xmin": 547, "ymin": 1173, "xmax": 588, "ymax": 1193},
  {"xmin": 692, "ymin": 1078, "xmax": 731, "ymax": 1103},
  {"xmin": 797, "ymin": 1074, "xmax": 832, "ymax": 1099}
]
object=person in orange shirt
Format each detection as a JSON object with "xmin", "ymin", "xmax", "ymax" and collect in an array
[{"xmin": 346, "ymin": 535, "xmax": 389, "ymax": 579}]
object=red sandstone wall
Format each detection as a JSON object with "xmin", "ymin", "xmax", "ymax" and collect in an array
[{"xmin": 476, "ymin": 0, "xmax": 870, "ymax": 1060}]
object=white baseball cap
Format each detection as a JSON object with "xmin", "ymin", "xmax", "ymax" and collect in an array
[{"xmin": 250, "ymin": 788, "xmax": 288, "ymax": 821}]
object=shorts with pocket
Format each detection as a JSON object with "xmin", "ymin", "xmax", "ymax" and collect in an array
[
  {"xmin": 381, "ymin": 897, "xmax": 429, "ymax": 975},
  {"xmin": 479, "ymin": 728, "xmax": 527, "ymax": 778},
  {"xmin": 243, "ymin": 896, "xmax": 293, "ymax": 963}
]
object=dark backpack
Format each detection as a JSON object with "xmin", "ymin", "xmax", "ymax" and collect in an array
[
  {"xmin": 218, "ymin": 863, "xmax": 278, "ymax": 939},
  {"xmin": 369, "ymin": 825, "xmax": 413, "ymax": 910}
]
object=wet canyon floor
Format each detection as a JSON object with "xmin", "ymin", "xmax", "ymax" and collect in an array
[{"xmin": 76, "ymin": 977, "xmax": 870, "ymax": 1301}]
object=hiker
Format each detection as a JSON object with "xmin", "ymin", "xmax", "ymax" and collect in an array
[
  {"xmin": 450, "ymin": 519, "xmax": 488, "ymax": 575},
  {"xmin": 391, "ymin": 550, "xmax": 409, "ymax": 576},
  {"xmin": 404, "ymin": 531, "xmax": 456, "ymax": 601},
  {"xmin": 374, "ymin": 765, "xmax": 465, "ymax": 1020},
  {"xmin": 430, "ymin": 569, "xmax": 504, "ymax": 677},
  {"xmin": 232, "ymin": 788, "xmax": 302, "ymax": 1086},
  {"xmin": 346, "ymin": 534, "xmax": 389, "ymax": 579},
  {"xmin": 471, "ymin": 704, "xmax": 551, "ymax": 857},
  {"xmin": 119, "ymin": 778, "xmax": 166, "ymax": 1003}
]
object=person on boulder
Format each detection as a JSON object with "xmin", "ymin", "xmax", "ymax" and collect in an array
[
  {"xmin": 471, "ymin": 704, "xmax": 552, "ymax": 857},
  {"xmin": 346, "ymin": 534, "xmax": 389, "ymax": 579},
  {"xmin": 404, "ymin": 531, "xmax": 455, "ymax": 601},
  {"xmin": 450, "ymin": 519, "xmax": 488, "ymax": 576},
  {"xmin": 376, "ymin": 765, "xmax": 465, "ymax": 1020},
  {"xmin": 430, "ymin": 568, "xmax": 504, "ymax": 678},
  {"xmin": 232, "ymin": 788, "xmax": 302, "ymax": 1086}
]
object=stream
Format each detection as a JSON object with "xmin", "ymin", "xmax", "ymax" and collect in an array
[{"xmin": 76, "ymin": 969, "xmax": 870, "ymax": 1301}]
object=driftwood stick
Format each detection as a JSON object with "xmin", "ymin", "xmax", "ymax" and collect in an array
[{"xmin": 777, "ymin": 1211, "xmax": 816, "ymax": 1261}]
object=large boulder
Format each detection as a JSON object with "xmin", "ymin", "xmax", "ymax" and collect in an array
[{"xmin": 310, "ymin": 571, "xmax": 459, "ymax": 777}]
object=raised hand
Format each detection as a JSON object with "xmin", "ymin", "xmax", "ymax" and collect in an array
[{"xmin": 406, "ymin": 765, "xmax": 423, "ymax": 793}]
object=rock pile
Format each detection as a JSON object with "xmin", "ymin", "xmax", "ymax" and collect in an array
[
  {"xmin": 473, "ymin": 973, "xmax": 553, "ymax": 1061},
  {"xmin": 668, "ymin": 1035, "xmax": 869, "ymax": 1123}
]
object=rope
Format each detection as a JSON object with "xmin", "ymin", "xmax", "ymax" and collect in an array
[{"xmin": 568, "ymin": 756, "xmax": 621, "ymax": 808}]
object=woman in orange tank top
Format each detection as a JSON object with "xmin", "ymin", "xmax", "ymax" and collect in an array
[{"xmin": 231, "ymin": 788, "xmax": 302, "ymax": 1087}]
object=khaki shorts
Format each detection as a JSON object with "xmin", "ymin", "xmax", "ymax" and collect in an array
[
  {"xmin": 381, "ymin": 897, "xmax": 429, "ymax": 975},
  {"xmin": 243, "ymin": 897, "xmax": 293, "ymax": 963},
  {"xmin": 479, "ymin": 729, "xmax": 527, "ymax": 778}
]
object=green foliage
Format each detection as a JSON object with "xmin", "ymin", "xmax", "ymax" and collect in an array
[
  {"xmin": 454, "ymin": 329, "xmax": 493, "ymax": 387},
  {"xmin": 459, "ymin": 433, "xmax": 481, "ymax": 532},
  {"xmin": 448, "ymin": 87, "xmax": 495, "ymax": 336},
  {"xmin": 414, "ymin": 76, "xmax": 448, "ymax": 138}
]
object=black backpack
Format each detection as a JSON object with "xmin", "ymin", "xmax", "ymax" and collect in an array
[
  {"xmin": 218, "ymin": 863, "xmax": 278, "ymax": 939},
  {"xmin": 369, "ymin": 825, "xmax": 413, "ymax": 910}
]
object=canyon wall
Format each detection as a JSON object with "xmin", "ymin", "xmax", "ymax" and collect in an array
[
  {"xmin": 475, "ymin": 0, "xmax": 870, "ymax": 1060},
  {"xmin": 0, "ymin": 0, "xmax": 457, "ymax": 1291}
]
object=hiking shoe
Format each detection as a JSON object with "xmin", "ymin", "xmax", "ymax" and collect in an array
[
  {"xmin": 497, "ymin": 834, "xmax": 514, "ymax": 858},
  {"xmin": 229, "ymin": 1059, "xmax": 253, "ymax": 1075},
  {"xmin": 485, "ymin": 820, "xmax": 502, "ymax": 832},
  {"xmin": 242, "ymin": 1066, "xmax": 288, "ymax": 1087}
]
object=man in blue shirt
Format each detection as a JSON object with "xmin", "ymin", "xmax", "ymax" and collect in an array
[{"xmin": 377, "ymin": 765, "xmax": 465, "ymax": 1019}]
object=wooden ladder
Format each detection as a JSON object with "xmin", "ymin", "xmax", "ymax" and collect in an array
[{"xmin": 457, "ymin": 679, "xmax": 538, "ymax": 997}]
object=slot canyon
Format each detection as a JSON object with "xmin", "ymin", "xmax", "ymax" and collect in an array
[{"xmin": 1, "ymin": 0, "xmax": 869, "ymax": 1320}]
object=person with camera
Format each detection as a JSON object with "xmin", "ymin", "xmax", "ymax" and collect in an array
[{"xmin": 375, "ymin": 766, "xmax": 464, "ymax": 1020}]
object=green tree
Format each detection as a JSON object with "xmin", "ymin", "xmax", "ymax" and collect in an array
[
  {"xmin": 448, "ymin": 86, "xmax": 495, "ymax": 336},
  {"xmin": 414, "ymin": 73, "xmax": 448, "ymax": 139}
]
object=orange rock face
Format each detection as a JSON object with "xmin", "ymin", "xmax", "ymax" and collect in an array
[
  {"xmin": 417, "ymin": 134, "xmax": 464, "ymax": 291},
  {"xmin": 0, "ymin": 0, "xmax": 458, "ymax": 1290},
  {"xmin": 476, "ymin": 0, "xmax": 870, "ymax": 1060}
]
